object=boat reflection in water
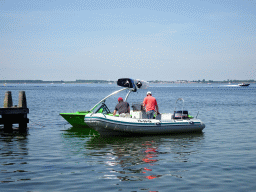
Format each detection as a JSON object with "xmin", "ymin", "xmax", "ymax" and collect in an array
[{"xmin": 62, "ymin": 127, "xmax": 204, "ymax": 182}]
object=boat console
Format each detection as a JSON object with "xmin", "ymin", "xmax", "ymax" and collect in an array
[
  {"xmin": 131, "ymin": 103, "xmax": 147, "ymax": 119},
  {"xmin": 173, "ymin": 110, "xmax": 189, "ymax": 119}
]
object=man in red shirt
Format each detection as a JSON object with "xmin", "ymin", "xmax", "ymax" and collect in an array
[{"xmin": 143, "ymin": 91, "xmax": 159, "ymax": 119}]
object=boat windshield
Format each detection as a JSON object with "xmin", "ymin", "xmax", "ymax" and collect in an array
[{"xmin": 94, "ymin": 103, "xmax": 111, "ymax": 114}]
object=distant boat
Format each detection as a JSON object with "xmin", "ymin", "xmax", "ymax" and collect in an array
[{"xmin": 238, "ymin": 83, "xmax": 250, "ymax": 87}]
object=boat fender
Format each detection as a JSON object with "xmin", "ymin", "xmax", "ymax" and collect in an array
[
  {"xmin": 155, "ymin": 122, "xmax": 161, "ymax": 126},
  {"xmin": 189, "ymin": 121, "xmax": 194, "ymax": 124}
]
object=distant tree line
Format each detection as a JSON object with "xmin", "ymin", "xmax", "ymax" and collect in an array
[
  {"xmin": 190, "ymin": 79, "xmax": 255, "ymax": 83},
  {"xmin": 0, "ymin": 80, "xmax": 114, "ymax": 84}
]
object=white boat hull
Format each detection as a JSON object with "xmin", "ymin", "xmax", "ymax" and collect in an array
[{"xmin": 84, "ymin": 114, "xmax": 205, "ymax": 136}]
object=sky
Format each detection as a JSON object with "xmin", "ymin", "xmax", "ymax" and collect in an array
[{"xmin": 0, "ymin": 0, "xmax": 256, "ymax": 81}]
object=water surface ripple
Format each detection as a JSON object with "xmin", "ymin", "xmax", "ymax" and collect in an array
[{"xmin": 1, "ymin": 83, "xmax": 256, "ymax": 191}]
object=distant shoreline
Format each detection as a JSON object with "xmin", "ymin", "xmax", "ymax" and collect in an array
[{"xmin": 0, "ymin": 79, "xmax": 255, "ymax": 84}]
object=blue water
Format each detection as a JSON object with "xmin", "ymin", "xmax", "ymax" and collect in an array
[{"xmin": 1, "ymin": 83, "xmax": 256, "ymax": 191}]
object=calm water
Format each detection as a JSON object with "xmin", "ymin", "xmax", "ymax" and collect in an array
[{"xmin": 1, "ymin": 83, "xmax": 256, "ymax": 192}]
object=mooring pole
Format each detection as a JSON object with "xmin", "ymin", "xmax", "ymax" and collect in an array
[
  {"xmin": 18, "ymin": 91, "xmax": 27, "ymax": 108},
  {"xmin": 3, "ymin": 91, "xmax": 13, "ymax": 131},
  {"xmin": 0, "ymin": 91, "xmax": 29, "ymax": 132},
  {"xmin": 4, "ymin": 91, "xmax": 13, "ymax": 108},
  {"xmin": 18, "ymin": 91, "xmax": 28, "ymax": 130}
]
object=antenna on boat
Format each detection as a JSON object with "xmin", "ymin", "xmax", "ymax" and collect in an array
[{"xmin": 196, "ymin": 111, "xmax": 199, "ymax": 119}]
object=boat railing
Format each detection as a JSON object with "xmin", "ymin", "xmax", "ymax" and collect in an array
[
  {"xmin": 89, "ymin": 78, "xmax": 149, "ymax": 112},
  {"xmin": 89, "ymin": 87, "xmax": 128, "ymax": 112},
  {"xmin": 174, "ymin": 98, "xmax": 185, "ymax": 119}
]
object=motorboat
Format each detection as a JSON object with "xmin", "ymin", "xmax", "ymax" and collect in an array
[
  {"xmin": 59, "ymin": 78, "xmax": 150, "ymax": 128},
  {"xmin": 79, "ymin": 78, "xmax": 205, "ymax": 136},
  {"xmin": 59, "ymin": 78, "xmax": 147, "ymax": 128},
  {"xmin": 238, "ymin": 83, "xmax": 250, "ymax": 87}
]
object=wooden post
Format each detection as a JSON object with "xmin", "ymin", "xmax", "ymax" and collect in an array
[
  {"xmin": 4, "ymin": 91, "xmax": 12, "ymax": 108},
  {"xmin": 19, "ymin": 91, "xmax": 27, "ymax": 108},
  {"xmin": 19, "ymin": 91, "xmax": 28, "ymax": 130},
  {"xmin": 0, "ymin": 91, "xmax": 29, "ymax": 132},
  {"xmin": 3, "ymin": 91, "xmax": 13, "ymax": 131},
  {"xmin": 3, "ymin": 116, "xmax": 13, "ymax": 132}
]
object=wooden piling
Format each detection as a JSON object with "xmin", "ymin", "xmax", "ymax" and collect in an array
[
  {"xmin": 18, "ymin": 91, "xmax": 27, "ymax": 108},
  {"xmin": 4, "ymin": 91, "xmax": 13, "ymax": 108},
  {"xmin": 0, "ymin": 91, "xmax": 29, "ymax": 132}
]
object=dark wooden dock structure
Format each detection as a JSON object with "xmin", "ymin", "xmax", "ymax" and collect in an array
[{"xmin": 0, "ymin": 91, "xmax": 29, "ymax": 131}]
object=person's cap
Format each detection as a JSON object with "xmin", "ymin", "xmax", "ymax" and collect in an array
[
  {"xmin": 147, "ymin": 91, "xmax": 152, "ymax": 95},
  {"xmin": 118, "ymin": 97, "xmax": 123, "ymax": 101}
]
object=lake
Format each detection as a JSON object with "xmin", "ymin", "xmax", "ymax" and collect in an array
[{"xmin": 1, "ymin": 83, "xmax": 256, "ymax": 191}]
